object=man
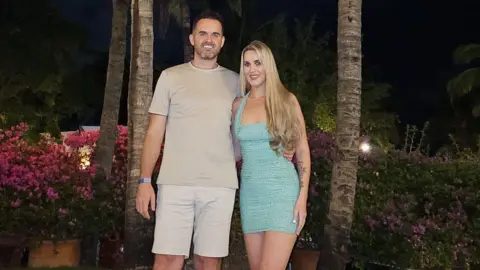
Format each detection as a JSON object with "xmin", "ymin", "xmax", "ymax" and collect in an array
[{"xmin": 136, "ymin": 10, "xmax": 293, "ymax": 270}]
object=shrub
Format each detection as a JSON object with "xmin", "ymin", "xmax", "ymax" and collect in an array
[
  {"xmin": 296, "ymin": 130, "xmax": 337, "ymax": 249},
  {"xmin": 5, "ymin": 122, "xmax": 479, "ymax": 269},
  {"xmin": 0, "ymin": 123, "xmax": 95, "ymax": 244},
  {"xmin": 352, "ymin": 151, "xmax": 480, "ymax": 268},
  {"xmin": 63, "ymin": 126, "xmax": 129, "ymax": 239},
  {"xmin": 302, "ymin": 129, "xmax": 480, "ymax": 269},
  {"xmin": 0, "ymin": 124, "xmax": 155, "ymax": 243},
  {"xmin": 59, "ymin": 125, "xmax": 163, "ymax": 239}
]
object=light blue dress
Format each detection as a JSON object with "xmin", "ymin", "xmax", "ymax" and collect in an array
[{"xmin": 234, "ymin": 92, "xmax": 300, "ymax": 235}]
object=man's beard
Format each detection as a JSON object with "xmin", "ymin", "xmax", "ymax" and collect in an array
[{"xmin": 195, "ymin": 44, "xmax": 219, "ymax": 60}]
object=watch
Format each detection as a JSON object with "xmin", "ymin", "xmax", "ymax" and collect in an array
[{"xmin": 138, "ymin": 177, "xmax": 152, "ymax": 184}]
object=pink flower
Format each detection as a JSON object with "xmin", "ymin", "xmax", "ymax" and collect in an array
[
  {"xmin": 47, "ymin": 187, "xmax": 58, "ymax": 201},
  {"xmin": 11, "ymin": 199, "xmax": 22, "ymax": 207},
  {"xmin": 412, "ymin": 224, "xmax": 426, "ymax": 235}
]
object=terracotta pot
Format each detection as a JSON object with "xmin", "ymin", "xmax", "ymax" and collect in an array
[
  {"xmin": 291, "ymin": 249, "xmax": 320, "ymax": 270},
  {"xmin": 28, "ymin": 239, "xmax": 81, "ymax": 268},
  {"xmin": 98, "ymin": 238, "xmax": 124, "ymax": 269}
]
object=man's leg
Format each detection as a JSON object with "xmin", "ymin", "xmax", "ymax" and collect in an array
[
  {"xmin": 152, "ymin": 185, "xmax": 195, "ymax": 270},
  {"xmin": 192, "ymin": 187, "xmax": 236, "ymax": 270}
]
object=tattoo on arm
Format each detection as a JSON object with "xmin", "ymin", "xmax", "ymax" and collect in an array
[{"xmin": 297, "ymin": 160, "xmax": 307, "ymax": 188}]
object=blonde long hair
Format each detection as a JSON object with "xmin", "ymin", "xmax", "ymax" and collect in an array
[{"xmin": 239, "ymin": 40, "xmax": 300, "ymax": 154}]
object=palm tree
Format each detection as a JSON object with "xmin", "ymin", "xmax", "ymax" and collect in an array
[
  {"xmin": 124, "ymin": 0, "xmax": 155, "ymax": 268},
  {"xmin": 160, "ymin": 0, "xmax": 193, "ymax": 62},
  {"xmin": 317, "ymin": 0, "xmax": 363, "ymax": 269},
  {"xmin": 179, "ymin": 0, "xmax": 193, "ymax": 62},
  {"xmin": 447, "ymin": 43, "xmax": 480, "ymax": 117},
  {"xmin": 80, "ymin": 0, "xmax": 129, "ymax": 265},
  {"xmin": 94, "ymin": 0, "xmax": 129, "ymax": 182}
]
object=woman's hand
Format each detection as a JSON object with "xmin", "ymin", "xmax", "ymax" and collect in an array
[{"xmin": 293, "ymin": 197, "xmax": 307, "ymax": 235}]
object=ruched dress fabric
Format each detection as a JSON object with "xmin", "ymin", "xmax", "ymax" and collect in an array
[{"xmin": 234, "ymin": 92, "xmax": 300, "ymax": 235}]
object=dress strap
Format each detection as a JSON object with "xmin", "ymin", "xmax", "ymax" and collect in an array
[{"xmin": 234, "ymin": 91, "xmax": 250, "ymax": 134}]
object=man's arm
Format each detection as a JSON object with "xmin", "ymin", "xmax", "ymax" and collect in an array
[
  {"xmin": 231, "ymin": 97, "xmax": 242, "ymax": 162},
  {"xmin": 140, "ymin": 69, "xmax": 170, "ymax": 178},
  {"xmin": 136, "ymin": 69, "xmax": 170, "ymax": 219},
  {"xmin": 140, "ymin": 114, "xmax": 167, "ymax": 179}
]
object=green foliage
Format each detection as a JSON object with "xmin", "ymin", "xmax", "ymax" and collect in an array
[
  {"xmin": 252, "ymin": 15, "xmax": 336, "ymax": 129},
  {"xmin": 0, "ymin": 0, "xmax": 90, "ymax": 136},
  {"xmin": 219, "ymin": 13, "xmax": 397, "ymax": 146},
  {"xmin": 351, "ymin": 152, "xmax": 480, "ymax": 269},
  {"xmin": 226, "ymin": 0, "xmax": 242, "ymax": 17},
  {"xmin": 452, "ymin": 44, "xmax": 480, "ymax": 65},
  {"xmin": 360, "ymin": 83, "xmax": 399, "ymax": 149},
  {"xmin": 447, "ymin": 43, "xmax": 480, "ymax": 117},
  {"xmin": 302, "ymin": 128, "xmax": 480, "ymax": 269},
  {"xmin": 447, "ymin": 68, "xmax": 480, "ymax": 104},
  {"xmin": 314, "ymin": 80, "xmax": 399, "ymax": 148}
]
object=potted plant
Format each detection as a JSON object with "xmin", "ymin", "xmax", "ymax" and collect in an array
[{"xmin": 24, "ymin": 155, "xmax": 93, "ymax": 268}]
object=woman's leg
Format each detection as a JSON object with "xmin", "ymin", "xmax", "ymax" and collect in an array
[
  {"xmin": 244, "ymin": 232, "xmax": 264, "ymax": 270},
  {"xmin": 259, "ymin": 231, "xmax": 297, "ymax": 270}
]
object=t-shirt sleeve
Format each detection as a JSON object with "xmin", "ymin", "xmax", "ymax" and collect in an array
[{"xmin": 148, "ymin": 70, "xmax": 171, "ymax": 116}]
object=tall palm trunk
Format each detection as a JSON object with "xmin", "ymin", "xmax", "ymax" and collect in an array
[
  {"xmin": 79, "ymin": 0, "xmax": 128, "ymax": 265},
  {"xmin": 124, "ymin": 0, "xmax": 155, "ymax": 268},
  {"xmin": 317, "ymin": 0, "xmax": 363, "ymax": 269},
  {"xmin": 180, "ymin": 0, "xmax": 193, "ymax": 62},
  {"xmin": 94, "ymin": 0, "xmax": 128, "ymax": 181}
]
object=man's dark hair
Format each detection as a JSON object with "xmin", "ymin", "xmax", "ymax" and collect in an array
[{"xmin": 192, "ymin": 9, "xmax": 224, "ymax": 33}]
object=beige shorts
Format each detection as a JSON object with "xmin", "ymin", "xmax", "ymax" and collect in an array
[{"xmin": 152, "ymin": 185, "xmax": 236, "ymax": 258}]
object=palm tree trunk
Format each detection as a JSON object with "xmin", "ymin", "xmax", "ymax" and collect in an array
[
  {"xmin": 316, "ymin": 0, "xmax": 363, "ymax": 269},
  {"xmin": 180, "ymin": 0, "xmax": 193, "ymax": 62},
  {"xmin": 124, "ymin": 0, "xmax": 155, "ymax": 269},
  {"xmin": 94, "ymin": 0, "xmax": 128, "ymax": 181},
  {"xmin": 79, "ymin": 0, "xmax": 128, "ymax": 265}
]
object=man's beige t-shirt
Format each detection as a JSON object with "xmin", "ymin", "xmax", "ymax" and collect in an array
[{"xmin": 148, "ymin": 62, "xmax": 241, "ymax": 189}]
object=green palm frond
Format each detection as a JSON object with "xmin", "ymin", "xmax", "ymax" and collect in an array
[
  {"xmin": 155, "ymin": 0, "xmax": 170, "ymax": 39},
  {"xmin": 472, "ymin": 104, "xmax": 480, "ymax": 117},
  {"xmin": 227, "ymin": 0, "xmax": 242, "ymax": 17},
  {"xmin": 447, "ymin": 67, "xmax": 480, "ymax": 98},
  {"xmin": 452, "ymin": 43, "xmax": 480, "ymax": 65},
  {"xmin": 168, "ymin": 0, "xmax": 182, "ymax": 24}
]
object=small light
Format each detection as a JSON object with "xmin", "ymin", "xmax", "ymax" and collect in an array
[
  {"xmin": 79, "ymin": 147, "xmax": 91, "ymax": 169},
  {"xmin": 360, "ymin": 142, "xmax": 371, "ymax": 153}
]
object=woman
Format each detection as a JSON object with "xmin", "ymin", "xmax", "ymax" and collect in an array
[{"xmin": 232, "ymin": 40, "xmax": 311, "ymax": 270}]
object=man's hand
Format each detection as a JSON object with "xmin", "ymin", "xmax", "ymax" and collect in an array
[
  {"xmin": 136, "ymin": 183, "xmax": 156, "ymax": 219},
  {"xmin": 283, "ymin": 148, "xmax": 295, "ymax": 161}
]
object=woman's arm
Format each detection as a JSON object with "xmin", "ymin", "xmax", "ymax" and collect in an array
[
  {"xmin": 291, "ymin": 94, "xmax": 311, "ymax": 201},
  {"xmin": 231, "ymin": 97, "xmax": 243, "ymax": 162}
]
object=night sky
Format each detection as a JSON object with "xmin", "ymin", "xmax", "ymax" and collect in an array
[{"xmin": 52, "ymin": 0, "xmax": 480, "ymax": 133}]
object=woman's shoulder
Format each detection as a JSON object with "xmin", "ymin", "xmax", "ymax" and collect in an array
[{"xmin": 232, "ymin": 95, "xmax": 243, "ymax": 112}]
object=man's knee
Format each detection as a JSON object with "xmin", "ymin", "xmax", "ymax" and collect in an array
[
  {"xmin": 194, "ymin": 255, "xmax": 221, "ymax": 270},
  {"xmin": 154, "ymin": 254, "xmax": 184, "ymax": 270}
]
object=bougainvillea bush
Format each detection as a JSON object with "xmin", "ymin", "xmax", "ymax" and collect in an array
[
  {"xmin": 0, "ymin": 123, "xmax": 95, "ymax": 243},
  {"xmin": 56, "ymin": 125, "xmax": 162, "ymax": 240},
  {"xmin": 303, "ymin": 129, "xmax": 480, "ymax": 269},
  {"xmin": 63, "ymin": 125, "xmax": 130, "ymax": 240},
  {"xmin": 352, "ymin": 152, "xmax": 480, "ymax": 268},
  {"xmin": 3, "ymin": 122, "xmax": 479, "ymax": 268},
  {"xmin": 0, "ymin": 123, "xmax": 159, "ymax": 243}
]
